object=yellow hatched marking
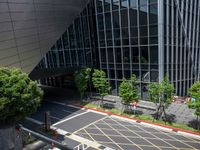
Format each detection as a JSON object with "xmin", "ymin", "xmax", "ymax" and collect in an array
[
  {"xmin": 93, "ymin": 124, "xmax": 124, "ymax": 150},
  {"xmin": 155, "ymin": 130, "xmax": 199, "ymax": 149},
  {"xmin": 109, "ymin": 117, "xmax": 162, "ymax": 150},
  {"xmin": 129, "ymin": 120, "xmax": 177, "ymax": 149},
  {"xmin": 73, "ymin": 116, "xmax": 107, "ymax": 134},
  {"xmin": 101, "ymin": 120, "xmax": 143, "ymax": 150},
  {"xmin": 83, "ymin": 128, "xmax": 97, "ymax": 142}
]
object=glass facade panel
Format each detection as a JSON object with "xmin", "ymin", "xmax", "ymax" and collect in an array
[{"xmin": 36, "ymin": 0, "xmax": 200, "ymax": 97}]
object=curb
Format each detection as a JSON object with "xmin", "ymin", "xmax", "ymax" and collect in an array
[
  {"xmin": 79, "ymin": 105, "xmax": 200, "ymax": 139},
  {"xmin": 44, "ymin": 100, "xmax": 200, "ymax": 139}
]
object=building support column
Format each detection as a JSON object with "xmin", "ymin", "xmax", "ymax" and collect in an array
[{"xmin": 158, "ymin": 0, "xmax": 164, "ymax": 82}]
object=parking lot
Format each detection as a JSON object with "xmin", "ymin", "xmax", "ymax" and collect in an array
[{"xmin": 26, "ymin": 100, "xmax": 200, "ymax": 150}]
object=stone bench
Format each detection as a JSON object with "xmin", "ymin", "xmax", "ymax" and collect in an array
[{"xmin": 101, "ymin": 98, "xmax": 116, "ymax": 109}]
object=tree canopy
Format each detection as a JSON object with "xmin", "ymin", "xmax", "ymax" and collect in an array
[
  {"xmin": 149, "ymin": 76, "xmax": 174, "ymax": 120},
  {"xmin": 149, "ymin": 76, "xmax": 174, "ymax": 105},
  {"xmin": 92, "ymin": 69, "xmax": 111, "ymax": 98},
  {"xmin": 74, "ymin": 67, "xmax": 91, "ymax": 100},
  {"xmin": 0, "ymin": 68, "xmax": 43, "ymax": 125},
  {"xmin": 119, "ymin": 74, "xmax": 138, "ymax": 105},
  {"xmin": 188, "ymin": 81, "xmax": 200, "ymax": 117}
]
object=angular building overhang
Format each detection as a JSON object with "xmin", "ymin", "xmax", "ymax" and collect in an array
[{"xmin": 0, "ymin": 0, "xmax": 89, "ymax": 73}]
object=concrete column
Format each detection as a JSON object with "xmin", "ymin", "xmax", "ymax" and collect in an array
[{"xmin": 0, "ymin": 126, "xmax": 22, "ymax": 150}]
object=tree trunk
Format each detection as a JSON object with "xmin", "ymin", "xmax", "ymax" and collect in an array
[
  {"xmin": 100, "ymin": 96, "xmax": 104, "ymax": 107},
  {"xmin": 156, "ymin": 105, "xmax": 161, "ymax": 120},
  {"xmin": 162, "ymin": 105, "xmax": 167, "ymax": 124},
  {"xmin": 80, "ymin": 93, "xmax": 83, "ymax": 102},
  {"xmin": 197, "ymin": 116, "xmax": 200, "ymax": 130},
  {"xmin": 0, "ymin": 125, "xmax": 22, "ymax": 150}
]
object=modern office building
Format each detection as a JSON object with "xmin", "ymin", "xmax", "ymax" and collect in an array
[
  {"xmin": 0, "ymin": 0, "xmax": 200, "ymax": 99},
  {"xmin": 0, "ymin": 0, "xmax": 89, "ymax": 73}
]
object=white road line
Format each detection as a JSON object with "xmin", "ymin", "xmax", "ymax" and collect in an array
[
  {"xmin": 139, "ymin": 121, "xmax": 172, "ymax": 132},
  {"xmin": 87, "ymin": 109, "xmax": 107, "ymax": 116},
  {"xmin": 45, "ymin": 100, "xmax": 67, "ymax": 106},
  {"xmin": 50, "ymin": 116, "xmax": 61, "ymax": 120},
  {"xmin": 109, "ymin": 117, "xmax": 162, "ymax": 150},
  {"xmin": 111, "ymin": 115, "xmax": 137, "ymax": 123},
  {"xmin": 26, "ymin": 117, "xmax": 43, "ymax": 125},
  {"xmin": 51, "ymin": 127, "xmax": 69, "ymax": 135},
  {"xmin": 51, "ymin": 126, "xmax": 115, "ymax": 150},
  {"xmin": 93, "ymin": 124, "xmax": 124, "ymax": 150},
  {"xmin": 102, "ymin": 112, "xmax": 200, "ymax": 140},
  {"xmin": 69, "ymin": 134, "xmax": 114, "ymax": 150},
  {"xmin": 52, "ymin": 111, "xmax": 89, "ymax": 127},
  {"xmin": 45, "ymin": 100, "xmax": 85, "ymax": 110},
  {"xmin": 102, "ymin": 119, "xmax": 143, "ymax": 150},
  {"xmin": 62, "ymin": 109, "xmax": 78, "ymax": 114},
  {"xmin": 67, "ymin": 104, "xmax": 82, "ymax": 109},
  {"xmin": 178, "ymin": 131, "xmax": 200, "ymax": 140}
]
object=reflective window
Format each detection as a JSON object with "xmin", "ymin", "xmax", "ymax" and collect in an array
[
  {"xmin": 130, "ymin": 0, "xmax": 137, "ymax": 8},
  {"xmin": 98, "ymin": 14, "xmax": 104, "ymax": 30},
  {"xmin": 130, "ymin": 27, "xmax": 138, "ymax": 37},
  {"xmin": 108, "ymin": 48, "xmax": 114, "ymax": 62},
  {"xmin": 112, "ymin": 0, "xmax": 120, "ymax": 10},
  {"xmin": 140, "ymin": 46, "xmax": 149, "ymax": 64},
  {"xmin": 100, "ymin": 48, "xmax": 107, "ymax": 62},
  {"xmin": 116, "ymin": 48, "xmax": 122, "ymax": 63},
  {"xmin": 114, "ymin": 28, "xmax": 120, "ymax": 38},
  {"xmin": 104, "ymin": 0, "xmax": 111, "ymax": 12},
  {"xmin": 123, "ymin": 47, "xmax": 130, "ymax": 63},
  {"xmin": 121, "ymin": 9, "xmax": 128, "ymax": 27},
  {"xmin": 139, "ymin": 0, "xmax": 147, "ymax": 6},
  {"xmin": 149, "ymin": 25, "xmax": 158, "ymax": 36},
  {"xmin": 121, "ymin": 0, "xmax": 128, "ymax": 8},
  {"xmin": 129, "ymin": 9, "xmax": 137, "ymax": 27},
  {"xmin": 150, "ymin": 46, "xmax": 158, "ymax": 63},
  {"xmin": 139, "ymin": 8, "xmax": 147, "ymax": 26},
  {"xmin": 97, "ymin": 0, "xmax": 103, "ymax": 13},
  {"xmin": 131, "ymin": 47, "xmax": 139, "ymax": 63},
  {"xmin": 149, "ymin": 4, "xmax": 158, "ymax": 25},
  {"xmin": 105, "ymin": 13, "xmax": 112, "ymax": 29},
  {"xmin": 122, "ymin": 28, "xmax": 129, "ymax": 38},
  {"xmin": 113, "ymin": 11, "xmax": 120, "ymax": 28}
]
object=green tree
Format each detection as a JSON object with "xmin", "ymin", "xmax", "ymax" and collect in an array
[
  {"xmin": 92, "ymin": 69, "xmax": 111, "ymax": 106},
  {"xmin": 188, "ymin": 81, "xmax": 200, "ymax": 129},
  {"xmin": 0, "ymin": 67, "xmax": 43, "ymax": 149},
  {"xmin": 149, "ymin": 76, "xmax": 174, "ymax": 121},
  {"xmin": 74, "ymin": 67, "xmax": 91, "ymax": 101},
  {"xmin": 119, "ymin": 74, "xmax": 138, "ymax": 113},
  {"xmin": 119, "ymin": 75, "xmax": 138, "ymax": 104}
]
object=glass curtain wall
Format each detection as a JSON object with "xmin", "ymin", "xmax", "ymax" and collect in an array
[
  {"xmin": 37, "ymin": 1, "xmax": 97, "ymax": 69},
  {"xmin": 95, "ymin": 0, "xmax": 159, "ymax": 99},
  {"xmin": 164, "ymin": 0, "xmax": 200, "ymax": 96}
]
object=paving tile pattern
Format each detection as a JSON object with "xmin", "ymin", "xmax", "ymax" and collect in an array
[
  {"xmin": 75, "ymin": 116, "xmax": 200, "ymax": 150},
  {"xmin": 98, "ymin": 95, "xmax": 196, "ymax": 124}
]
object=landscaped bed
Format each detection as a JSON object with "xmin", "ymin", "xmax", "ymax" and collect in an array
[{"xmin": 81, "ymin": 102, "xmax": 200, "ymax": 134}]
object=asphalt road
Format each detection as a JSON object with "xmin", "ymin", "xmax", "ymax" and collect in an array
[{"xmin": 25, "ymin": 100, "xmax": 200, "ymax": 150}]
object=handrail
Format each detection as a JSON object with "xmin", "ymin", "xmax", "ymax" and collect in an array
[{"xmin": 21, "ymin": 126, "xmax": 72, "ymax": 150}]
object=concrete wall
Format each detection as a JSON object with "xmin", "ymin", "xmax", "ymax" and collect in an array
[
  {"xmin": 0, "ymin": 0, "xmax": 89, "ymax": 73},
  {"xmin": 0, "ymin": 126, "xmax": 22, "ymax": 150}
]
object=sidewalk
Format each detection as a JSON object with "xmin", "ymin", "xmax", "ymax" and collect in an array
[{"xmin": 96, "ymin": 95, "xmax": 196, "ymax": 124}]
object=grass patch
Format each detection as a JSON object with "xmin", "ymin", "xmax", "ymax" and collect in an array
[{"xmin": 82, "ymin": 102, "xmax": 200, "ymax": 134}]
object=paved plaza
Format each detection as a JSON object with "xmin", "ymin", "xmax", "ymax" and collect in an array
[
  {"xmin": 102, "ymin": 95, "xmax": 196, "ymax": 124},
  {"xmin": 24, "ymin": 100, "xmax": 200, "ymax": 150}
]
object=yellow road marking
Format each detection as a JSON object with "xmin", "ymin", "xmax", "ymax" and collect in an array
[
  {"xmin": 102, "ymin": 119, "xmax": 143, "ymax": 150},
  {"xmin": 73, "ymin": 116, "xmax": 107, "ymax": 134},
  {"xmin": 83, "ymin": 128, "xmax": 97, "ymax": 142},
  {"xmin": 109, "ymin": 117, "xmax": 162, "ymax": 150},
  {"xmin": 93, "ymin": 124, "xmax": 124, "ymax": 150}
]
